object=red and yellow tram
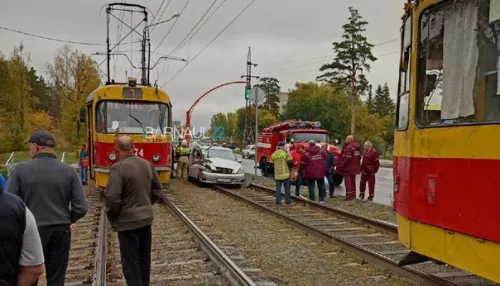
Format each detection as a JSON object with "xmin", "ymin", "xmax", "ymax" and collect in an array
[
  {"xmin": 83, "ymin": 77, "xmax": 173, "ymax": 189},
  {"xmin": 394, "ymin": 0, "xmax": 500, "ymax": 282}
]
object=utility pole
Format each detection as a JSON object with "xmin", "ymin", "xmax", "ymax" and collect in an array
[{"xmin": 241, "ymin": 47, "xmax": 259, "ymax": 148}]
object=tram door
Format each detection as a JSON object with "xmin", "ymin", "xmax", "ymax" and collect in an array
[{"xmin": 86, "ymin": 105, "xmax": 95, "ymax": 181}]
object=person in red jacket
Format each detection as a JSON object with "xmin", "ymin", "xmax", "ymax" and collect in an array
[
  {"xmin": 290, "ymin": 145, "xmax": 305, "ymax": 197},
  {"xmin": 359, "ymin": 141, "xmax": 380, "ymax": 201},
  {"xmin": 335, "ymin": 135, "xmax": 361, "ymax": 200},
  {"xmin": 299, "ymin": 140, "xmax": 327, "ymax": 203}
]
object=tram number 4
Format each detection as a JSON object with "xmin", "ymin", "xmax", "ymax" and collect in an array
[{"xmin": 134, "ymin": 148, "xmax": 144, "ymax": 157}]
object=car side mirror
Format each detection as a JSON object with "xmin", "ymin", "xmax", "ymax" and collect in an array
[{"xmin": 237, "ymin": 158, "xmax": 242, "ymax": 163}]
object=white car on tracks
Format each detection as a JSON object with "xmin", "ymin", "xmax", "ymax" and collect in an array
[{"xmin": 188, "ymin": 145, "xmax": 245, "ymax": 187}]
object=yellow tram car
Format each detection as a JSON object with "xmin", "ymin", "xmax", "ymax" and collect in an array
[
  {"xmin": 82, "ymin": 77, "xmax": 173, "ymax": 189},
  {"xmin": 394, "ymin": 0, "xmax": 500, "ymax": 283}
]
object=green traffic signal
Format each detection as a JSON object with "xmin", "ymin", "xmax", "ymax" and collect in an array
[{"xmin": 245, "ymin": 88, "xmax": 251, "ymax": 100}]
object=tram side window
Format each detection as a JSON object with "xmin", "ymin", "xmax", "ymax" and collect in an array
[
  {"xmin": 397, "ymin": 13, "xmax": 411, "ymax": 130},
  {"xmin": 417, "ymin": 0, "xmax": 500, "ymax": 127},
  {"xmin": 96, "ymin": 102, "xmax": 107, "ymax": 133}
]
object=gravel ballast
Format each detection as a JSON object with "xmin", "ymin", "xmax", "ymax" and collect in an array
[
  {"xmin": 246, "ymin": 174, "xmax": 397, "ymax": 223},
  {"xmin": 170, "ymin": 179, "xmax": 413, "ymax": 286}
]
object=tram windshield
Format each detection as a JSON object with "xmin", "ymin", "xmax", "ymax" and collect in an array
[
  {"xmin": 95, "ymin": 101, "xmax": 170, "ymax": 134},
  {"xmin": 417, "ymin": 0, "xmax": 500, "ymax": 126}
]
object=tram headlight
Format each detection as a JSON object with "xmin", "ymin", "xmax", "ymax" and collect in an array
[
  {"xmin": 108, "ymin": 153, "xmax": 117, "ymax": 162},
  {"xmin": 152, "ymin": 153, "xmax": 160, "ymax": 162}
]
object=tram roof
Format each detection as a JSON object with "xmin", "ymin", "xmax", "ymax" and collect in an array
[{"xmin": 85, "ymin": 84, "xmax": 170, "ymax": 105}]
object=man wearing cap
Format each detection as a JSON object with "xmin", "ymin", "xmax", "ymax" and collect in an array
[
  {"xmin": 6, "ymin": 130, "xmax": 88, "ymax": 286},
  {"xmin": 176, "ymin": 139, "xmax": 190, "ymax": 179}
]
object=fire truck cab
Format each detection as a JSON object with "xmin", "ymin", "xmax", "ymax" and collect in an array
[{"xmin": 256, "ymin": 119, "xmax": 343, "ymax": 186}]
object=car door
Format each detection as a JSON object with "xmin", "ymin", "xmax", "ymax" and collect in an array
[{"xmin": 189, "ymin": 146, "xmax": 203, "ymax": 178}]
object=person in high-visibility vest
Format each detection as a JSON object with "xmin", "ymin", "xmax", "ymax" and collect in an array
[
  {"xmin": 78, "ymin": 144, "xmax": 89, "ymax": 186},
  {"xmin": 176, "ymin": 140, "xmax": 190, "ymax": 179}
]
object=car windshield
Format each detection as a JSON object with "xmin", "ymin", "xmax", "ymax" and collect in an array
[
  {"xmin": 95, "ymin": 101, "xmax": 169, "ymax": 134},
  {"xmin": 206, "ymin": 149, "xmax": 236, "ymax": 161},
  {"xmin": 293, "ymin": 132, "xmax": 328, "ymax": 143}
]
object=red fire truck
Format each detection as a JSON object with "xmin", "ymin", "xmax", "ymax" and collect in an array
[{"xmin": 256, "ymin": 119, "xmax": 343, "ymax": 186}]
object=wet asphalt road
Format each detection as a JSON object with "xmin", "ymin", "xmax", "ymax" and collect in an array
[{"xmin": 236, "ymin": 154, "xmax": 394, "ymax": 206}]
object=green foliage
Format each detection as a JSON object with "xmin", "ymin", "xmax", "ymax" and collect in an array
[
  {"xmin": 281, "ymin": 82, "xmax": 350, "ymax": 139},
  {"xmin": 366, "ymin": 85, "xmax": 374, "ymax": 113},
  {"xmin": 211, "ymin": 106, "xmax": 277, "ymax": 144},
  {"xmin": 282, "ymin": 82, "xmax": 392, "ymax": 149},
  {"xmin": 254, "ymin": 77, "xmax": 281, "ymax": 117},
  {"xmin": 0, "ymin": 43, "xmax": 101, "ymax": 154},
  {"xmin": 210, "ymin": 112, "xmax": 238, "ymax": 141},
  {"xmin": 373, "ymin": 83, "xmax": 395, "ymax": 117},
  {"xmin": 316, "ymin": 6, "xmax": 377, "ymax": 134},
  {"xmin": 47, "ymin": 45, "xmax": 101, "ymax": 145}
]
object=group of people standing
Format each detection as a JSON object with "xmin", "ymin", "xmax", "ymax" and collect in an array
[
  {"xmin": 270, "ymin": 135, "xmax": 380, "ymax": 205},
  {"xmin": 1, "ymin": 130, "xmax": 162, "ymax": 286}
]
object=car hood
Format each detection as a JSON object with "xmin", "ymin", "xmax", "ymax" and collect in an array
[{"xmin": 206, "ymin": 157, "xmax": 241, "ymax": 170}]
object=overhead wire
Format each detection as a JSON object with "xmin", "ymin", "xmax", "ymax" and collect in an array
[
  {"xmin": 165, "ymin": 0, "xmax": 228, "ymax": 59},
  {"xmin": 150, "ymin": 0, "xmax": 173, "ymax": 33},
  {"xmin": 260, "ymin": 37, "xmax": 400, "ymax": 68},
  {"xmin": 161, "ymin": 0, "xmax": 218, "ymax": 61},
  {"xmin": 266, "ymin": 50, "xmax": 399, "ymax": 77},
  {"xmin": 0, "ymin": 25, "xmax": 139, "ymax": 46},
  {"xmin": 162, "ymin": 0, "xmax": 257, "ymax": 87},
  {"xmin": 152, "ymin": 0, "xmax": 191, "ymax": 54},
  {"xmin": 151, "ymin": 0, "xmax": 167, "ymax": 24}
]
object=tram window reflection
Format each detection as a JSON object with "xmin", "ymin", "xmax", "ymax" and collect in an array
[
  {"xmin": 417, "ymin": 0, "xmax": 500, "ymax": 126},
  {"xmin": 95, "ymin": 101, "xmax": 170, "ymax": 134}
]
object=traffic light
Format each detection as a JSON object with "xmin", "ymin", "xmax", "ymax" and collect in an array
[{"xmin": 245, "ymin": 85, "xmax": 251, "ymax": 100}]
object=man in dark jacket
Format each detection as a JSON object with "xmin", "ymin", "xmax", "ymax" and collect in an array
[
  {"xmin": 0, "ymin": 192, "xmax": 45, "ymax": 286},
  {"xmin": 335, "ymin": 135, "xmax": 361, "ymax": 201},
  {"xmin": 322, "ymin": 144, "xmax": 336, "ymax": 197},
  {"xmin": 359, "ymin": 141, "xmax": 380, "ymax": 201},
  {"xmin": 105, "ymin": 135, "xmax": 163, "ymax": 286},
  {"xmin": 299, "ymin": 140, "xmax": 327, "ymax": 203},
  {"xmin": 7, "ymin": 130, "xmax": 88, "ymax": 286}
]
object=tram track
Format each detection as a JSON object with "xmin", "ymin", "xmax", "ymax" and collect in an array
[
  {"xmin": 213, "ymin": 183, "xmax": 497, "ymax": 286},
  {"xmin": 87, "ymin": 191, "xmax": 259, "ymax": 285},
  {"xmin": 165, "ymin": 192, "xmax": 285, "ymax": 286},
  {"xmin": 62, "ymin": 187, "xmax": 103, "ymax": 286}
]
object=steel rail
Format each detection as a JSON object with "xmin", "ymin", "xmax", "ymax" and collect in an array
[
  {"xmin": 92, "ymin": 195, "xmax": 107, "ymax": 286},
  {"xmin": 214, "ymin": 185, "xmax": 457, "ymax": 286},
  {"xmin": 250, "ymin": 183, "xmax": 398, "ymax": 233},
  {"xmin": 161, "ymin": 195, "xmax": 257, "ymax": 286}
]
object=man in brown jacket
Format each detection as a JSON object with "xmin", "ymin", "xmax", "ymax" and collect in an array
[{"xmin": 105, "ymin": 135, "xmax": 162, "ymax": 286}]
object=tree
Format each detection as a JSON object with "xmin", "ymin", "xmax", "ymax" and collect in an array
[
  {"xmin": 282, "ymin": 82, "xmax": 351, "ymax": 140},
  {"xmin": 373, "ymin": 83, "xmax": 395, "ymax": 117},
  {"xmin": 366, "ymin": 84, "xmax": 374, "ymax": 113},
  {"xmin": 28, "ymin": 67, "xmax": 60, "ymax": 120},
  {"xmin": 254, "ymin": 77, "xmax": 281, "ymax": 117},
  {"xmin": 46, "ymin": 45, "xmax": 101, "ymax": 144},
  {"xmin": 234, "ymin": 106, "xmax": 277, "ymax": 143},
  {"xmin": 316, "ymin": 6, "xmax": 377, "ymax": 135}
]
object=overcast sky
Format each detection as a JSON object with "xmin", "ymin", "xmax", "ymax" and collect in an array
[{"xmin": 0, "ymin": 0, "xmax": 402, "ymax": 129}]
